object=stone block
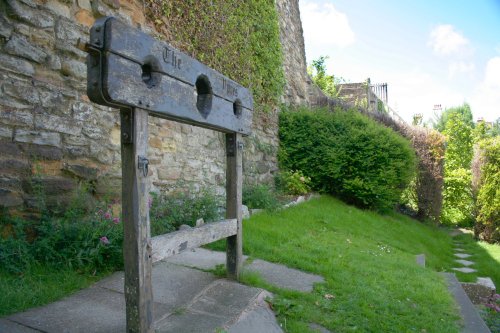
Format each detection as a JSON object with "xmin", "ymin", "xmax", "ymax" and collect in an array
[
  {"xmin": 75, "ymin": 9, "xmax": 95, "ymax": 27},
  {"xmin": 0, "ymin": 141, "xmax": 23, "ymax": 157},
  {"xmin": 77, "ymin": 0, "xmax": 92, "ymax": 11},
  {"xmin": 63, "ymin": 134, "xmax": 88, "ymax": 146},
  {"xmin": 0, "ymin": 158, "xmax": 30, "ymax": 175},
  {"xmin": 461, "ymin": 282, "xmax": 495, "ymax": 304},
  {"xmin": 45, "ymin": 0, "xmax": 71, "ymax": 18},
  {"xmin": 20, "ymin": 143, "xmax": 63, "ymax": 160},
  {"xmin": 0, "ymin": 188, "xmax": 23, "ymax": 207},
  {"xmin": 0, "ymin": 109, "xmax": 34, "ymax": 126},
  {"xmin": 35, "ymin": 112, "xmax": 83, "ymax": 135},
  {"xmin": 0, "ymin": 177, "xmax": 22, "ymax": 191},
  {"xmin": 0, "ymin": 15, "xmax": 13, "ymax": 38},
  {"xmin": 5, "ymin": 34, "xmax": 47, "ymax": 64},
  {"xmin": 23, "ymin": 176, "xmax": 76, "ymax": 194},
  {"xmin": 63, "ymin": 162, "xmax": 99, "ymax": 180},
  {"xmin": 39, "ymin": 89, "xmax": 65, "ymax": 109},
  {"xmin": 65, "ymin": 145, "xmax": 89, "ymax": 158},
  {"xmin": 61, "ymin": 58, "xmax": 86, "ymax": 79},
  {"xmin": 14, "ymin": 129, "xmax": 61, "ymax": 147},
  {"xmin": 0, "ymin": 53, "xmax": 35, "ymax": 76},
  {"xmin": 47, "ymin": 54, "xmax": 61, "ymax": 70},
  {"xmin": 3, "ymin": 81, "xmax": 40, "ymax": 104},
  {"xmin": 0, "ymin": 127, "xmax": 12, "ymax": 138},
  {"xmin": 6, "ymin": 0, "xmax": 54, "ymax": 28}
]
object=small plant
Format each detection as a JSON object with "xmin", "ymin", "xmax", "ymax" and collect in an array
[
  {"xmin": 275, "ymin": 170, "xmax": 311, "ymax": 196},
  {"xmin": 150, "ymin": 187, "xmax": 222, "ymax": 235},
  {"xmin": 243, "ymin": 184, "xmax": 280, "ymax": 211},
  {"xmin": 481, "ymin": 294, "xmax": 500, "ymax": 332}
]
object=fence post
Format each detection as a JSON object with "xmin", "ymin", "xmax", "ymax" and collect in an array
[
  {"xmin": 225, "ymin": 132, "xmax": 243, "ymax": 280},
  {"xmin": 121, "ymin": 108, "xmax": 153, "ymax": 333}
]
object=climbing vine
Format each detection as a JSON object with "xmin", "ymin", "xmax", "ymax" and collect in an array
[{"xmin": 145, "ymin": 0, "xmax": 285, "ymax": 112}]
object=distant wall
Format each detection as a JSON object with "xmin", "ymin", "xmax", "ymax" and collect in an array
[{"xmin": 0, "ymin": 0, "xmax": 316, "ymax": 210}]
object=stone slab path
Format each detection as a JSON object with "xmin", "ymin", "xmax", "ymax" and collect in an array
[
  {"xmin": 1, "ymin": 249, "xmax": 324, "ymax": 333},
  {"xmin": 450, "ymin": 235, "xmax": 477, "ymax": 274}
]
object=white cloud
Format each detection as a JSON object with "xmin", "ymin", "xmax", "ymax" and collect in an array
[
  {"xmin": 299, "ymin": 1, "xmax": 355, "ymax": 49},
  {"xmin": 470, "ymin": 57, "xmax": 500, "ymax": 121},
  {"xmin": 448, "ymin": 61, "xmax": 475, "ymax": 78},
  {"xmin": 428, "ymin": 24, "xmax": 470, "ymax": 56}
]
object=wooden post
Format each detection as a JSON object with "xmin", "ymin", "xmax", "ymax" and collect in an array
[
  {"xmin": 225, "ymin": 132, "xmax": 243, "ymax": 280},
  {"xmin": 121, "ymin": 108, "xmax": 153, "ymax": 333}
]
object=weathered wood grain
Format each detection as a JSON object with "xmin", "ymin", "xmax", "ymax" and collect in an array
[
  {"xmin": 87, "ymin": 17, "xmax": 252, "ymax": 135},
  {"xmin": 121, "ymin": 108, "xmax": 153, "ymax": 333},
  {"xmin": 226, "ymin": 133, "xmax": 243, "ymax": 280},
  {"xmin": 151, "ymin": 219, "xmax": 237, "ymax": 263}
]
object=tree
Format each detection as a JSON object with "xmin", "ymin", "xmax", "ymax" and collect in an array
[
  {"xmin": 441, "ymin": 105, "xmax": 475, "ymax": 226},
  {"xmin": 308, "ymin": 56, "xmax": 343, "ymax": 98},
  {"xmin": 433, "ymin": 103, "xmax": 474, "ymax": 133}
]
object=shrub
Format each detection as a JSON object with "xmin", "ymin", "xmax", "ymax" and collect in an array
[
  {"xmin": 150, "ymin": 188, "xmax": 221, "ymax": 236},
  {"xmin": 441, "ymin": 168, "xmax": 474, "ymax": 226},
  {"xmin": 243, "ymin": 184, "xmax": 280, "ymax": 211},
  {"xmin": 474, "ymin": 137, "xmax": 500, "ymax": 243},
  {"xmin": 275, "ymin": 170, "xmax": 311, "ymax": 196},
  {"xmin": 279, "ymin": 108, "xmax": 416, "ymax": 211},
  {"xmin": 0, "ymin": 202, "xmax": 123, "ymax": 274}
]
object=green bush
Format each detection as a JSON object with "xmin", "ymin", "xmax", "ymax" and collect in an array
[
  {"xmin": 474, "ymin": 137, "xmax": 500, "ymax": 243},
  {"xmin": 441, "ymin": 168, "xmax": 474, "ymax": 226},
  {"xmin": 275, "ymin": 170, "xmax": 311, "ymax": 195},
  {"xmin": 279, "ymin": 108, "xmax": 416, "ymax": 211},
  {"xmin": 243, "ymin": 184, "xmax": 280, "ymax": 211},
  {"xmin": 0, "ymin": 202, "xmax": 123, "ymax": 274},
  {"xmin": 150, "ymin": 188, "xmax": 222, "ymax": 235}
]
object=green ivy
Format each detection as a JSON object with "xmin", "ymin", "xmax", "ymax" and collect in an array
[{"xmin": 146, "ymin": 0, "xmax": 285, "ymax": 113}]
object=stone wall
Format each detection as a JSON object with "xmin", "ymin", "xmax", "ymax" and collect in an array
[{"xmin": 0, "ymin": 0, "xmax": 289, "ymax": 211}]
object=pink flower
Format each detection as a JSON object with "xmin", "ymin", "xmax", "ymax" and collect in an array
[
  {"xmin": 100, "ymin": 236, "xmax": 110, "ymax": 245},
  {"xmin": 104, "ymin": 212, "xmax": 112, "ymax": 220},
  {"xmin": 112, "ymin": 217, "xmax": 120, "ymax": 224}
]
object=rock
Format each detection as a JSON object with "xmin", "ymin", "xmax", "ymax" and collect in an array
[
  {"xmin": 452, "ymin": 267, "xmax": 477, "ymax": 273},
  {"xmin": 0, "ymin": 15, "xmax": 13, "ymax": 38},
  {"xmin": 196, "ymin": 218, "xmax": 204, "ymax": 227},
  {"xmin": 72, "ymin": 102, "xmax": 94, "ymax": 121},
  {"xmin": 45, "ymin": 0, "xmax": 71, "ymax": 18},
  {"xmin": 0, "ymin": 127, "xmax": 12, "ymax": 138},
  {"xmin": 3, "ymin": 81, "xmax": 40, "ymax": 104},
  {"xmin": 416, "ymin": 254, "xmax": 425, "ymax": 267},
  {"xmin": 0, "ymin": 141, "xmax": 23, "ymax": 157},
  {"xmin": 0, "ymin": 188, "xmax": 23, "ymax": 207},
  {"xmin": 75, "ymin": 9, "xmax": 95, "ymax": 27},
  {"xmin": 77, "ymin": 0, "xmax": 92, "ymax": 11},
  {"xmin": 242, "ymin": 204, "xmax": 250, "ymax": 219},
  {"xmin": 0, "ymin": 109, "xmax": 34, "ymax": 127},
  {"xmin": 0, "ymin": 158, "xmax": 30, "ymax": 175},
  {"xmin": 179, "ymin": 224, "xmax": 192, "ymax": 231},
  {"xmin": 250, "ymin": 208, "xmax": 263, "ymax": 215},
  {"xmin": 6, "ymin": 0, "xmax": 55, "ymax": 28},
  {"xmin": 23, "ymin": 176, "xmax": 76, "ymax": 194},
  {"xmin": 14, "ymin": 129, "xmax": 61, "ymax": 148},
  {"xmin": 61, "ymin": 59, "xmax": 86, "ymax": 79},
  {"xmin": 20, "ymin": 143, "xmax": 63, "ymax": 160},
  {"xmin": 0, "ymin": 53, "xmax": 35, "ymax": 76},
  {"xmin": 35, "ymin": 112, "xmax": 83, "ymax": 135},
  {"xmin": 63, "ymin": 163, "xmax": 99, "ymax": 180}
]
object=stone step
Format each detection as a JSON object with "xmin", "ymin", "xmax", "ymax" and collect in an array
[
  {"xmin": 454, "ymin": 253, "xmax": 472, "ymax": 259},
  {"xmin": 452, "ymin": 267, "xmax": 477, "ymax": 273},
  {"xmin": 454, "ymin": 259, "xmax": 475, "ymax": 267}
]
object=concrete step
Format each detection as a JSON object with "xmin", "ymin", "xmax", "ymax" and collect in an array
[{"xmin": 1, "ymin": 255, "xmax": 288, "ymax": 333}]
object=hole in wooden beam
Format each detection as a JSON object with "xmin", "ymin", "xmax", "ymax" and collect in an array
[
  {"xmin": 233, "ymin": 99, "xmax": 242, "ymax": 118},
  {"xmin": 196, "ymin": 75, "xmax": 213, "ymax": 119},
  {"xmin": 141, "ymin": 56, "xmax": 162, "ymax": 89}
]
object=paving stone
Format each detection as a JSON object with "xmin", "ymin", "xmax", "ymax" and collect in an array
[
  {"xmin": 0, "ymin": 319, "xmax": 40, "ymax": 332},
  {"xmin": 452, "ymin": 267, "xmax": 477, "ymax": 273},
  {"xmin": 454, "ymin": 248, "xmax": 465, "ymax": 252},
  {"xmin": 155, "ymin": 311, "xmax": 227, "ymax": 333},
  {"xmin": 96, "ymin": 262, "xmax": 217, "ymax": 313},
  {"xmin": 454, "ymin": 259, "xmax": 474, "ymax": 267},
  {"xmin": 477, "ymin": 277, "xmax": 496, "ymax": 291},
  {"xmin": 308, "ymin": 323, "xmax": 332, "ymax": 333},
  {"xmin": 7, "ymin": 286, "xmax": 169, "ymax": 333},
  {"xmin": 454, "ymin": 253, "xmax": 472, "ymax": 259},
  {"xmin": 441, "ymin": 273, "xmax": 490, "ymax": 333},
  {"xmin": 228, "ymin": 303, "xmax": 283, "ymax": 333},
  {"xmin": 165, "ymin": 248, "xmax": 248, "ymax": 270},
  {"xmin": 244, "ymin": 259, "xmax": 324, "ymax": 292}
]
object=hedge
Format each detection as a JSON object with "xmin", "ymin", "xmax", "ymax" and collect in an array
[{"xmin": 279, "ymin": 108, "xmax": 416, "ymax": 211}]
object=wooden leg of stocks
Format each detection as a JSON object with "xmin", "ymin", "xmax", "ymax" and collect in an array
[
  {"xmin": 225, "ymin": 133, "xmax": 243, "ymax": 280},
  {"xmin": 121, "ymin": 108, "xmax": 153, "ymax": 333}
]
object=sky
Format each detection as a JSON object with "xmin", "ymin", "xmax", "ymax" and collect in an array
[{"xmin": 299, "ymin": 0, "xmax": 500, "ymax": 123}]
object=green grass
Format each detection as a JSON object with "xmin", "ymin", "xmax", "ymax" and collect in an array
[
  {"xmin": 212, "ymin": 195, "xmax": 462, "ymax": 332},
  {"xmin": 0, "ymin": 265, "xmax": 108, "ymax": 316},
  {"xmin": 452, "ymin": 233, "xmax": 500, "ymax": 286}
]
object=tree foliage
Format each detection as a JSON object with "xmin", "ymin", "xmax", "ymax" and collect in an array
[
  {"xmin": 308, "ymin": 56, "xmax": 343, "ymax": 98},
  {"xmin": 441, "ymin": 104, "xmax": 475, "ymax": 225},
  {"xmin": 279, "ymin": 108, "xmax": 416, "ymax": 211},
  {"xmin": 474, "ymin": 137, "xmax": 500, "ymax": 243}
]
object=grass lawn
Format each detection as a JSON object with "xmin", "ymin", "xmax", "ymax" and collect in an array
[
  {"xmin": 211, "ymin": 195, "xmax": 463, "ymax": 332},
  {"xmin": 0, "ymin": 265, "xmax": 108, "ymax": 317}
]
